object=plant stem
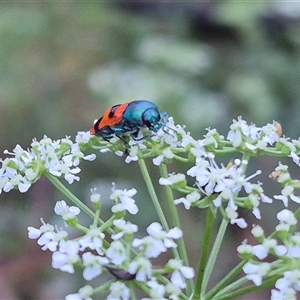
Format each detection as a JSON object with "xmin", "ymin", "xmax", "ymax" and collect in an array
[
  {"xmin": 201, "ymin": 217, "xmax": 228, "ymax": 297},
  {"xmin": 159, "ymin": 163, "xmax": 194, "ymax": 293},
  {"xmin": 137, "ymin": 158, "xmax": 169, "ymax": 231},
  {"xmin": 205, "ymin": 260, "xmax": 246, "ymax": 300},
  {"xmin": 214, "ymin": 275, "xmax": 280, "ymax": 300},
  {"xmin": 45, "ymin": 173, "xmax": 95, "ymax": 220},
  {"xmin": 192, "ymin": 208, "xmax": 215, "ymax": 299}
]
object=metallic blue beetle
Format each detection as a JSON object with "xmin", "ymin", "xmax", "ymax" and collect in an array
[{"xmin": 90, "ymin": 100, "xmax": 169, "ymax": 142}]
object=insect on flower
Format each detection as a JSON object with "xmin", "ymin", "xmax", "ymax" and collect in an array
[{"xmin": 90, "ymin": 100, "xmax": 169, "ymax": 144}]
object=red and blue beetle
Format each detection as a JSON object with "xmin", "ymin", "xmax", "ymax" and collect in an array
[{"xmin": 90, "ymin": 100, "xmax": 169, "ymax": 143}]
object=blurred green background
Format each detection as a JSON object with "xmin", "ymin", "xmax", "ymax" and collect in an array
[{"xmin": 1, "ymin": 2, "xmax": 300, "ymax": 299}]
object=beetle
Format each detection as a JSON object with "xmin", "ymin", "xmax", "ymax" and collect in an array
[{"xmin": 90, "ymin": 100, "xmax": 169, "ymax": 143}]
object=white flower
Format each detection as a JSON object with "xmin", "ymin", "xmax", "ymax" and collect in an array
[
  {"xmin": 110, "ymin": 187, "xmax": 138, "ymax": 215},
  {"xmin": 125, "ymin": 144, "xmax": 139, "ymax": 163},
  {"xmin": 225, "ymin": 206, "xmax": 247, "ymax": 228},
  {"xmin": 251, "ymin": 225, "xmax": 264, "ymax": 238},
  {"xmin": 132, "ymin": 235, "xmax": 165, "ymax": 258},
  {"xmin": 54, "ymin": 200, "xmax": 80, "ymax": 222},
  {"xmin": 89, "ymin": 188, "xmax": 101, "ymax": 204},
  {"xmin": 227, "ymin": 118, "xmax": 281, "ymax": 152},
  {"xmin": 152, "ymin": 147, "xmax": 175, "ymax": 166},
  {"xmin": 75, "ymin": 131, "xmax": 93, "ymax": 144},
  {"xmin": 167, "ymin": 259, "xmax": 195, "ymax": 289},
  {"xmin": 52, "ymin": 240, "xmax": 80, "ymax": 273},
  {"xmin": 277, "ymin": 209, "xmax": 297, "ymax": 226},
  {"xmin": 146, "ymin": 279, "xmax": 166, "ymax": 299},
  {"xmin": 243, "ymin": 262, "xmax": 270, "ymax": 286},
  {"xmin": 0, "ymin": 135, "xmax": 96, "ymax": 194},
  {"xmin": 165, "ymin": 282, "xmax": 181, "ymax": 300},
  {"xmin": 65, "ymin": 285, "xmax": 94, "ymax": 300},
  {"xmin": 111, "ymin": 219, "xmax": 138, "ymax": 240},
  {"xmin": 237, "ymin": 241, "xmax": 253, "ymax": 256},
  {"xmin": 106, "ymin": 240, "xmax": 127, "ymax": 265},
  {"xmin": 128, "ymin": 257, "xmax": 152, "ymax": 282},
  {"xmin": 132, "ymin": 223, "xmax": 182, "ymax": 258},
  {"xmin": 187, "ymin": 156, "xmax": 244, "ymax": 196},
  {"xmin": 274, "ymin": 185, "xmax": 300, "ymax": 207},
  {"xmin": 5, "ymin": 173, "xmax": 31, "ymax": 193},
  {"xmin": 27, "ymin": 219, "xmax": 68, "ymax": 252},
  {"xmin": 272, "ymin": 270, "xmax": 300, "ymax": 300},
  {"xmin": 49, "ymin": 160, "xmax": 81, "ymax": 184},
  {"xmin": 271, "ymin": 287, "xmax": 296, "ymax": 300},
  {"xmin": 159, "ymin": 173, "xmax": 186, "ymax": 186},
  {"xmin": 107, "ymin": 282, "xmax": 130, "ymax": 300},
  {"xmin": 82, "ymin": 252, "xmax": 109, "ymax": 281},
  {"xmin": 78, "ymin": 225, "xmax": 105, "ymax": 255},
  {"xmin": 174, "ymin": 191, "xmax": 200, "ymax": 209}
]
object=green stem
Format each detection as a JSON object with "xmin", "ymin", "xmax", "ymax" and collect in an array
[
  {"xmin": 205, "ymin": 260, "xmax": 246, "ymax": 300},
  {"xmin": 159, "ymin": 163, "xmax": 194, "ymax": 294},
  {"xmin": 214, "ymin": 276, "xmax": 249, "ymax": 299},
  {"xmin": 137, "ymin": 159, "xmax": 169, "ymax": 231},
  {"xmin": 214, "ymin": 275, "xmax": 281, "ymax": 300},
  {"xmin": 192, "ymin": 208, "xmax": 215, "ymax": 300},
  {"xmin": 293, "ymin": 206, "xmax": 300, "ymax": 219},
  {"xmin": 201, "ymin": 217, "xmax": 229, "ymax": 297},
  {"xmin": 93, "ymin": 207, "xmax": 101, "ymax": 226},
  {"xmin": 74, "ymin": 223, "xmax": 89, "ymax": 234},
  {"xmin": 45, "ymin": 173, "xmax": 95, "ymax": 220},
  {"xmin": 93, "ymin": 279, "xmax": 114, "ymax": 295}
]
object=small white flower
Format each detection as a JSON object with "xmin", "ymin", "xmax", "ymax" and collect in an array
[
  {"xmin": 106, "ymin": 240, "xmax": 127, "ymax": 265},
  {"xmin": 89, "ymin": 188, "xmax": 101, "ymax": 204},
  {"xmin": 128, "ymin": 257, "xmax": 152, "ymax": 282},
  {"xmin": 167, "ymin": 259, "xmax": 195, "ymax": 289},
  {"xmin": 146, "ymin": 279, "xmax": 166, "ymax": 299},
  {"xmin": 271, "ymin": 287, "xmax": 296, "ymax": 300},
  {"xmin": 107, "ymin": 282, "xmax": 130, "ymax": 300},
  {"xmin": 52, "ymin": 240, "xmax": 80, "ymax": 273},
  {"xmin": 125, "ymin": 144, "xmax": 140, "ymax": 163},
  {"xmin": 237, "ymin": 241, "xmax": 253, "ymax": 256},
  {"xmin": 78, "ymin": 225, "xmax": 105, "ymax": 255},
  {"xmin": 174, "ymin": 191, "xmax": 200, "ymax": 209},
  {"xmin": 28, "ymin": 219, "xmax": 68, "ymax": 252},
  {"xmin": 225, "ymin": 206, "xmax": 247, "ymax": 228},
  {"xmin": 274, "ymin": 185, "xmax": 300, "ymax": 207},
  {"xmin": 82, "ymin": 252, "xmax": 109, "ymax": 280},
  {"xmin": 54, "ymin": 200, "xmax": 80, "ymax": 221},
  {"xmin": 111, "ymin": 219, "xmax": 138, "ymax": 240},
  {"xmin": 132, "ymin": 223, "xmax": 182, "ymax": 258},
  {"xmin": 243, "ymin": 262, "xmax": 270, "ymax": 286},
  {"xmin": 110, "ymin": 187, "xmax": 138, "ymax": 215},
  {"xmin": 251, "ymin": 225, "xmax": 264, "ymax": 238},
  {"xmin": 277, "ymin": 209, "xmax": 297, "ymax": 226},
  {"xmin": 152, "ymin": 148, "xmax": 175, "ymax": 166},
  {"xmin": 159, "ymin": 173, "xmax": 186, "ymax": 186},
  {"xmin": 273, "ymin": 270, "xmax": 300, "ymax": 299},
  {"xmin": 75, "ymin": 131, "xmax": 93, "ymax": 144},
  {"xmin": 65, "ymin": 285, "xmax": 94, "ymax": 300}
]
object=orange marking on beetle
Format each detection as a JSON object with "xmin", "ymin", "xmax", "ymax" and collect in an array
[{"xmin": 98, "ymin": 103, "xmax": 130, "ymax": 129}]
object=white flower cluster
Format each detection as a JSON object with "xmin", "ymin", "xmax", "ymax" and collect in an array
[
  {"xmin": 238, "ymin": 209, "xmax": 300, "ymax": 299},
  {"xmin": 28, "ymin": 187, "xmax": 194, "ymax": 300},
  {"xmin": 227, "ymin": 117, "xmax": 280, "ymax": 151},
  {"xmin": 160, "ymin": 157, "xmax": 271, "ymax": 228},
  {"xmin": 153, "ymin": 117, "xmax": 300, "ymax": 229},
  {"xmin": 0, "ymin": 132, "xmax": 95, "ymax": 193},
  {"xmin": 272, "ymin": 163, "xmax": 300, "ymax": 207}
]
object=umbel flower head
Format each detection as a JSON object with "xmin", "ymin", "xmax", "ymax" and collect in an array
[
  {"xmin": 0, "ymin": 132, "xmax": 95, "ymax": 194},
  {"xmin": 27, "ymin": 187, "xmax": 194, "ymax": 300},
  {"xmin": 6, "ymin": 115, "xmax": 300, "ymax": 300}
]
